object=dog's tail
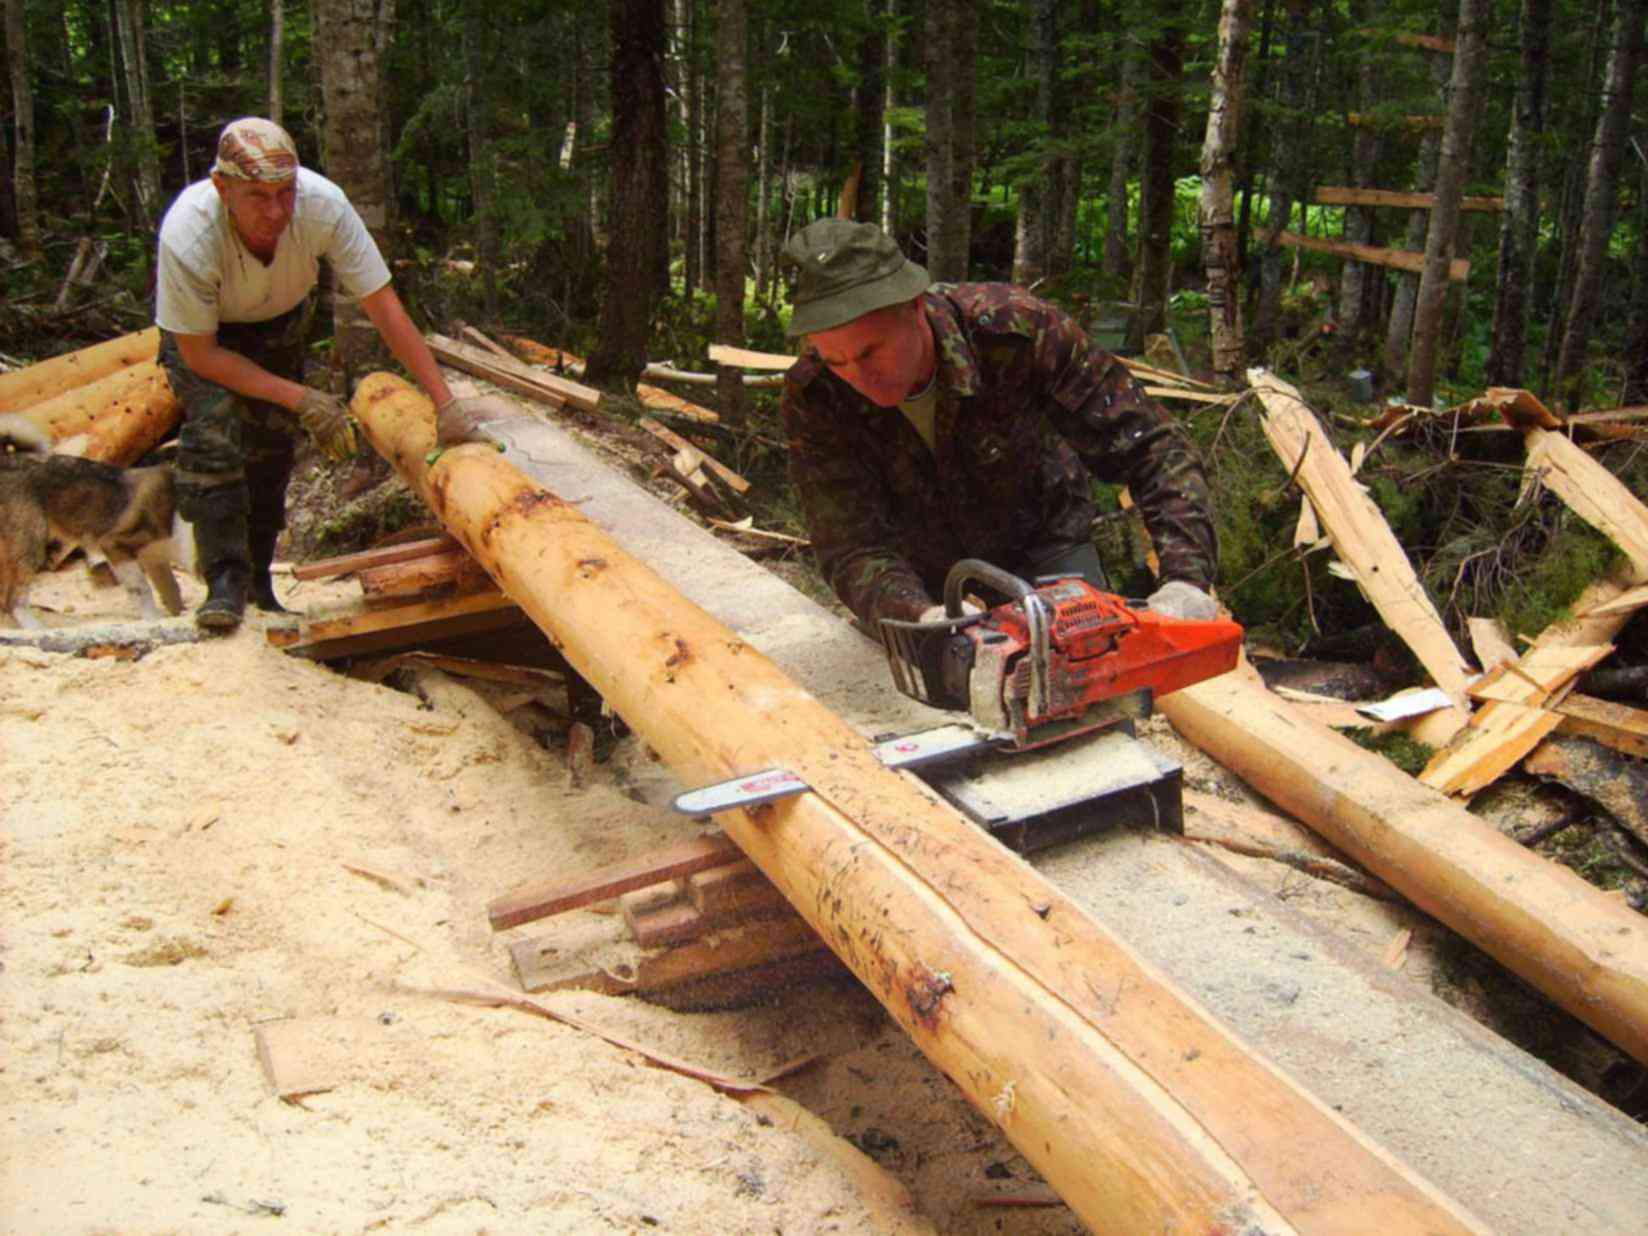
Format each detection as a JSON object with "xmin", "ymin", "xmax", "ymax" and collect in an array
[{"xmin": 0, "ymin": 413, "xmax": 52, "ymax": 454}]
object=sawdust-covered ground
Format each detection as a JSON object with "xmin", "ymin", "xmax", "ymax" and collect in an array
[{"xmin": 1, "ymin": 564, "xmax": 1112, "ymax": 1236}]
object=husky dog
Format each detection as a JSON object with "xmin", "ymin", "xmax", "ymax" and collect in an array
[{"xmin": 0, "ymin": 415, "xmax": 195, "ymax": 628}]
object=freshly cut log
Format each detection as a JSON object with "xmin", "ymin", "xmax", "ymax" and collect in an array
[
  {"xmin": 1158, "ymin": 670, "xmax": 1648, "ymax": 1067},
  {"xmin": 291, "ymin": 535, "xmax": 461, "ymax": 581},
  {"xmin": 353, "ymin": 371, "xmax": 1488, "ymax": 1236},
  {"xmin": 358, "ymin": 547, "xmax": 492, "ymax": 603},
  {"xmin": 5, "ymin": 361, "xmax": 178, "ymax": 464},
  {"xmin": 0, "ymin": 327, "xmax": 159, "ymax": 413}
]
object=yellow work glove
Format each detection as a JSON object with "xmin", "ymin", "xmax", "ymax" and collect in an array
[{"xmin": 295, "ymin": 387, "xmax": 358, "ymax": 462}]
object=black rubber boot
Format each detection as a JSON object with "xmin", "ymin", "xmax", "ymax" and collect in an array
[
  {"xmin": 190, "ymin": 492, "xmax": 252, "ymax": 633},
  {"xmin": 197, "ymin": 564, "xmax": 250, "ymax": 631},
  {"xmin": 247, "ymin": 519, "xmax": 289, "ymax": 614}
]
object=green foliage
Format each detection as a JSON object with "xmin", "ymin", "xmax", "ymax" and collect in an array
[{"xmin": 1344, "ymin": 729, "xmax": 1435, "ymax": 777}]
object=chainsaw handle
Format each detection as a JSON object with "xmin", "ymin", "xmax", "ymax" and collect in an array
[{"xmin": 942, "ymin": 558, "xmax": 1035, "ymax": 615}]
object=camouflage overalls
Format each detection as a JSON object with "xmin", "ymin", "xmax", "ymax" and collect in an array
[
  {"xmin": 782, "ymin": 283, "xmax": 1218, "ymax": 627},
  {"xmin": 157, "ymin": 297, "xmax": 313, "ymax": 564}
]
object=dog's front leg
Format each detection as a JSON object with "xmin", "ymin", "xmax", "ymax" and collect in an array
[
  {"xmin": 138, "ymin": 543, "xmax": 184, "ymax": 616},
  {"xmin": 108, "ymin": 553, "xmax": 165, "ymax": 620}
]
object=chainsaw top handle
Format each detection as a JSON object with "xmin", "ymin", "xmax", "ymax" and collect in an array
[{"xmin": 942, "ymin": 558, "xmax": 1037, "ymax": 616}]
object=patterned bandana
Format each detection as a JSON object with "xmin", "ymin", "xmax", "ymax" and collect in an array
[{"xmin": 212, "ymin": 118, "xmax": 300, "ymax": 182}]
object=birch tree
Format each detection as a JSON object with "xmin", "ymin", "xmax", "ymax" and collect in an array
[
  {"xmin": 314, "ymin": 0, "xmax": 394, "ymax": 385},
  {"xmin": 1406, "ymin": 0, "xmax": 1489, "ymax": 407},
  {"xmin": 714, "ymin": 0, "xmax": 747, "ymax": 424},
  {"xmin": 1200, "ymin": 0, "xmax": 1253, "ymax": 381},
  {"xmin": 1554, "ymin": 0, "xmax": 1644, "ymax": 406},
  {"xmin": 1485, "ymin": 0, "xmax": 1549, "ymax": 387},
  {"xmin": 268, "ymin": 0, "xmax": 285, "ymax": 125}
]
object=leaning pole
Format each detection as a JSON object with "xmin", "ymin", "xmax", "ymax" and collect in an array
[{"xmin": 352, "ymin": 373, "xmax": 1487, "ymax": 1236}]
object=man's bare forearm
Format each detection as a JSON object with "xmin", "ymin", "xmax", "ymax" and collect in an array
[{"xmin": 361, "ymin": 285, "xmax": 454, "ymax": 408}]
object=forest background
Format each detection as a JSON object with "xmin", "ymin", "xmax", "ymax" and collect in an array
[{"xmin": 2, "ymin": 0, "xmax": 1647, "ymax": 660}]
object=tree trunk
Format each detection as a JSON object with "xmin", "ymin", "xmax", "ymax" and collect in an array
[
  {"xmin": 1200, "ymin": 0, "xmax": 1253, "ymax": 381},
  {"xmin": 713, "ymin": 0, "xmax": 747, "ymax": 425},
  {"xmin": 313, "ymin": 0, "xmax": 395, "ymax": 389},
  {"xmin": 351, "ymin": 372, "xmax": 1495, "ymax": 1235},
  {"xmin": 1130, "ymin": 0, "xmax": 1185, "ymax": 348},
  {"xmin": 923, "ymin": 0, "xmax": 956, "ymax": 279},
  {"xmin": 1554, "ymin": 0, "xmax": 1644, "ymax": 407},
  {"xmin": 588, "ymin": 0, "xmax": 669, "ymax": 385},
  {"xmin": 1013, "ymin": 0, "xmax": 1057, "ymax": 287},
  {"xmin": 852, "ymin": 0, "xmax": 885, "ymax": 225},
  {"xmin": 1625, "ymin": 171, "xmax": 1648, "ymax": 405},
  {"xmin": 268, "ymin": 0, "xmax": 285, "ymax": 123},
  {"xmin": 4, "ymin": 361, "xmax": 178, "ymax": 465},
  {"xmin": 1251, "ymin": 0, "xmax": 1313, "ymax": 358},
  {"xmin": 1381, "ymin": 46, "xmax": 1449, "ymax": 380},
  {"xmin": 462, "ymin": 0, "xmax": 498, "ymax": 322},
  {"xmin": 5, "ymin": 0, "xmax": 40, "ymax": 260},
  {"xmin": 752, "ymin": 82, "xmax": 772, "ymax": 301},
  {"xmin": 948, "ymin": 0, "xmax": 975, "ymax": 277},
  {"xmin": 1405, "ymin": 0, "xmax": 1489, "ymax": 407},
  {"xmin": 1103, "ymin": 43, "xmax": 1141, "ymax": 279},
  {"xmin": 113, "ymin": 0, "xmax": 160, "ymax": 229},
  {"xmin": 683, "ymin": 0, "xmax": 703, "ymax": 298},
  {"xmin": 0, "ymin": 46, "xmax": 13, "ymax": 241},
  {"xmin": 1484, "ymin": 0, "xmax": 1549, "ymax": 387},
  {"xmin": 1336, "ymin": 0, "xmax": 1383, "ymax": 341},
  {"xmin": 671, "ymin": 0, "xmax": 696, "ymax": 296},
  {"xmin": 881, "ymin": 0, "xmax": 898, "ymax": 234}
]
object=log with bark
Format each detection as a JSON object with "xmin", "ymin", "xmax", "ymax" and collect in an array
[
  {"xmin": 0, "ymin": 327, "xmax": 159, "ymax": 413},
  {"xmin": 351, "ymin": 370, "xmax": 1489, "ymax": 1235}
]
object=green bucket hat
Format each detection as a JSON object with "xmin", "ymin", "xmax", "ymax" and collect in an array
[{"xmin": 782, "ymin": 219, "xmax": 930, "ymax": 338}]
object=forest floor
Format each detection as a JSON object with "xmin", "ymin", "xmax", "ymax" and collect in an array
[{"xmin": 1, "ymin": 395, "xmax": 1642, "ymax": 1235}]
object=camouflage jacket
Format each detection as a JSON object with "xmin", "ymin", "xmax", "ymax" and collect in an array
[{"xmin": 781, "ymin": 283, "xmax": 1218, "ymax": 626}]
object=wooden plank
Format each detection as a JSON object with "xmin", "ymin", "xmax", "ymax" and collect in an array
[
  {"xmin": 634, "ymin": 382, "xmax": 720, "ymax": 424},
  {"xmin": 1158, "ymin": 669, "xmax": 1648, "ymax": 1069},
  {"xmin": 707, "ymin": 343, "xmax": 797, "ymax": 371},
  {"xmin": 1313, "ymin": 186, "xmax": 1502, "ymax": 212},
  {"xmin": 291, "ymin": 536, "xmax": 460, "ymax": 581},
  {"xmin": 357, "ymin": 370, "xmax": 1493, "ymax": 1235},
  {"xmin": 1250, "ymin": 370, "xmax": 1474, "ymax": 726},
  {"xmin": 628, "ymin": 900, "xmax": 708, "ymax": 950},
  {"xmin": 269, "ymin": 590, "xmax": 525, "ymax": 661},
  {"xmin": 426, "ymin": 333, "xmax": 599, "ymax": 412},
  {"xmin": 358, "ymin": 547, "xmax": 494, "ymax": 603},
  {"xmin": 1276, "ymin": 231, "xmax": 1470, "ymax": 281},
  {"xmin": 688, "ymin": 861, "xmax": 794, "ymax": 919},
  {"xmin": 1465, "ymin": 645, "xmax": 1614, "ymax": 704},
  {"xmin": 1552, "ymin": 694, "xmax": 1648, "ymax": 760},
  {"xmin": 509, "ymin": 913, "xmax": 829, "ymax": 996},
  {"xmin": 488, "ymin": 833, "xmax": 743, "ymax": 931},
  {"xmin": 638, "ymin": 416, "xmax": 751, "ymax": 493}
]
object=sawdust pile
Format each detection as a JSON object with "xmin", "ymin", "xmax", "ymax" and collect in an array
[{"xmin": 1, "ymin": 569, "xmax": 1079, "ymax": 1236}]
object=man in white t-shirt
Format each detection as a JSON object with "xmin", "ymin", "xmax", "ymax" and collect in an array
[{"xmin": 156, "ymin": 116, "xmax": 502, "ymax": 631}]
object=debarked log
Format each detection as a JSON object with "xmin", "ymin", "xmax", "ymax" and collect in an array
[
  {"xmin": 4, "ymin": 360, "xmax": 179, "ymax": 464},
  {"xmin": 351, "ymin": 371, "xmax": 1488, "ymax": 1236},
  {"xmin": 1160, "ymin": 671, "xmax": 1648, "ymax": 1067},
  {"xmin": 0, "ymin": 327, "xmax": 159, "ymax": 413}
]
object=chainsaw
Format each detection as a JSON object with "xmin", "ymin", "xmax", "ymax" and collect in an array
[
  {"xmin": 672, "ymin": 560, "xmax": 1242, "ymax": 817},
  {"xmin": 877, "ymin": 559, "xmax": 1243, "ymax": 748}
]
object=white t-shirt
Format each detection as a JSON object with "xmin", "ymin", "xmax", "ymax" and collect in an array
[{"xmin": 155, "ymin": 168, "xmax": 392, "ymax": 335}]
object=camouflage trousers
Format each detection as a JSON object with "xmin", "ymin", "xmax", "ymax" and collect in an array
[{"xmin": 158, "ymin": 297, "xmax": 314, "ymax": 540}]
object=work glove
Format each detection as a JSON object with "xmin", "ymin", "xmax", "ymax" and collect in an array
[
  {"xmin": 919, "ymin": 599, "xmax": 983, "ymax": 624},
  {"xmin": 1146, "ymin": 579, "xmax": 1219, "ymax": 622},
  {"xmin": 294, "ymin": 388, "xmax": 357, "ymax": 462},
  {"xmin": 436, "ymin": 394, "xmax": 516, "ymax": 448}
]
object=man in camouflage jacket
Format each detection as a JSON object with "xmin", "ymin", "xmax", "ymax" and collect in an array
[{"xmin": 779, "ymin": 218, "xmax": 1219, "ymax": 628}]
